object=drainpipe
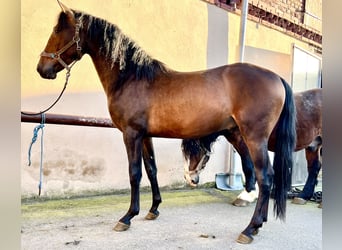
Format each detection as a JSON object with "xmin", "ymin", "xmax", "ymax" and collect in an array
[
  {"xmin": 239, "ymin": 0, "xmax": 249, "ymax": 62},
  {"xmin": 227, "ymin": 0, "xmax": 249, "ymax": 189}
]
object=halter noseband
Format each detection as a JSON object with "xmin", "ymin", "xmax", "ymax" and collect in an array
[
  {"xmin": 184, "ymin": 149, "xmax": 211, "ymax": 176},
  {"xmin": 40, "ymin": 18, "xmax": 82, "ymax": 72}
]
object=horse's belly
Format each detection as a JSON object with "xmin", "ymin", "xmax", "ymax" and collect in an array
[{"xmin": 147, "ymin": 110, "xmax": 235, "ymax": 138}]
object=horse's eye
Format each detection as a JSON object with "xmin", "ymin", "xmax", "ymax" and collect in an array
[{"xmin": 53, "ymin": 27, "xmax": 60, "ymax": 34}]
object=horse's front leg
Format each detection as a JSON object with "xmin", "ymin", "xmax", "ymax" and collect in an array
[
  {"xmin": 142, "ymin": 137, "xmax": 162, "ymax": 220},
  {"xmin": 113, "ymin": 129, "xmax": 144, "ymax": 232},
  {"xmin": 237, "ymin": 141, "xmax": 273, "ymax": 244}
]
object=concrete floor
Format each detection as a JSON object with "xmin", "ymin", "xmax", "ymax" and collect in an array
[{"xmin": 21, "ymin": 188, "xmax": 322, "ymax": 249}]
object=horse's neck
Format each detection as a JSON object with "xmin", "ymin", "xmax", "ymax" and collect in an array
[{"xmin": 87, "ymin": 49, "xmax": 120, "ymax": 95}]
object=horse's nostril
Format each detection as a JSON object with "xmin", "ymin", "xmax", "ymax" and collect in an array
[
  {"xmin": 189, "ymin": 179, "xmax": 198, "ymax": 187},
  {"xmin": 191, "ymin": 178, "xmax": 199, "ymax": 185}
]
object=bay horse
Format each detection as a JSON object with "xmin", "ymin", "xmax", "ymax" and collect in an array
[
  {"xmin": 183, "ymin": 88, "xmax": 322, "ymax": 205},
  {"xmin": 36, "ymin": 1, "xmax": 296, "ymax": 244}
]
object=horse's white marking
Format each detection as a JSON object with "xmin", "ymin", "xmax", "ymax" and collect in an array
[{"xmin": 236, "ymin": 185, "xmax": 259, "ymax": 202}]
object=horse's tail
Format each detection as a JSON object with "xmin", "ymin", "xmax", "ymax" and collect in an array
[{"xmin": 273, "ymin": 78, "xmax": 297, "ymax": 220}]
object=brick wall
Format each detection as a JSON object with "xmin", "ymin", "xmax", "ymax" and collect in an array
[
  {"xmin": 212, "ymin": 0, "xmax": 322, "ymax": 33},
  {"xmin": 254, "ymin": 0, "xmax": 305, "ymax": 23},
  {"xmin": 207, "ymin": 0, "xmax": 322, "ymax": 47},
  {"xmin": 254, "ymin": 0, "xmax": 321, "ymax": 31}
]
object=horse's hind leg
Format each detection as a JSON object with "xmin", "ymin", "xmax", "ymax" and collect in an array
[
  {"xmin": 142, "ymin": 137, "xmax": 162, "ymax": 220},
  {"xmin": 297, "ymin": 138, "xmax": 322, "ymax": 201},
  {"xmin": 237, "ymin": 140, "xmax": 273, "ymax": 244}
]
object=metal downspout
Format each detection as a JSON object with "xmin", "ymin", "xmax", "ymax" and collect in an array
[{"xmin": 239, "ymin": 0, "xmax": 249, "ymax": 62}]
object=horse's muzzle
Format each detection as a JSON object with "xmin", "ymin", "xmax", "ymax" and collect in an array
[
  {"xmin": 191, "ymin": 175, "xmax": 199, "ymax": 185},
  {"xmin": 37, "ymin": 64, "xmax": 57, "ymax": 79},
  {"xmin": 183, "ymin": 173, "xmax": 198, "ymax": 187}
]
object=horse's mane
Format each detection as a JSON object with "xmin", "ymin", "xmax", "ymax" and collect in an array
[
  {"xmin": 59, "ymin": 11, "xmax": 168, "ymax": 90},
  {"xmin": 181, "ymin": 133, "xmax": 220, "ymax": 161}
]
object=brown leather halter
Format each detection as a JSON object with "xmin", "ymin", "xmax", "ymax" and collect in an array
[{"xmin": 40, "ymin": 18, "xmax": 82, "ymax": 72}]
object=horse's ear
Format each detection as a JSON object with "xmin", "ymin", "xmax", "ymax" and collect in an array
[{"xmin": 57, "ymin": 0, "xmax": 73, "ymax": 15}]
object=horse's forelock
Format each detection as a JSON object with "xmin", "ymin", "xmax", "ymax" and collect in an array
[{"xmin": 181, "ymin": 139, "xmax": 203, "ymax": 160}]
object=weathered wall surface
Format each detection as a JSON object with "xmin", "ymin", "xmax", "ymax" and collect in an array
[{"xmin": 21, "ymin": 0, "xmax": 318, "ymax": 197}]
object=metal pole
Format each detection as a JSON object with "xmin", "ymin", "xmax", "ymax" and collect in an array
[
  {"xmin": 21, "ymin": 111, "xmax": 115, "ymax": 128},
  {"xmin": 239, "ymin": 0, "xmax": 249, "ymax": 62}
]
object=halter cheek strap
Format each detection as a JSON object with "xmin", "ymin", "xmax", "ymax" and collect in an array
[{"xmin": 40, "ymin": 19, "xmax": 82, "ymax": 72}]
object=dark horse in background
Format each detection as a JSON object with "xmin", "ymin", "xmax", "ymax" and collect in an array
[
  {"xmin": 36, "ymin": 1, "xmax": 296, "ymax": 244},
  {"xmin": 183, "ymin": 88, "xmax": 322, "ymax": 206}
]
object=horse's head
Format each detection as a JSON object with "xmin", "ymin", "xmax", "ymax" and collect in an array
[
  {"xmin": 37, "ymin": 1, "xmax": 83, "ymax": 79},
  {"xmin": 182, "ymin": 139, "xmax": 211, "ymax": 187},
  {"xmin": 183, "ymin": 152, "xmax": 210, "ymax": 187}
]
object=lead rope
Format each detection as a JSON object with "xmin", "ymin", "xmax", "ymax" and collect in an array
[
  {"xmin": 21, "ymin": 63, "xmax": 74, "ymax": 116},
  {"xmin": 27, "ymin": 113, "xmax": 46, "ymax": 196},
  {"xmin": 23, "ymin": 66, "xmax": 76, "ymax": 196},
  {"xmin": 23, "ymin": 67, "xmax": 73, "ymax": 196},
  {"xmin": 23, "ymin": 18, "xmax": 82, "ymax": 195}
]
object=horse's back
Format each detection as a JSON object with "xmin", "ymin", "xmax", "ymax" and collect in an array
[{"xmin": 146, "ymin": 63, "xmax": 286, "ymax": 138}]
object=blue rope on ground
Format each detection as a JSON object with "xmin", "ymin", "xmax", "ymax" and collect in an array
[{"xmin": 27, "ymin": 113, "xmax": 46, "ymax": 196}]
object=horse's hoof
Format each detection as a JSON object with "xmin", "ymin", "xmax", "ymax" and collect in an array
[
  {"xmin": 113, "ymin": 221, "xmax": 130, "ymax": 232},
  {"xmin": 145, "ymin": 211, "xmax": 159, "ymax": 220},
  {"xmin": 292, "ymin": 197, "xmax": 307, "ymax": 205},
  {"xmin": 236, "ymin": 233, "xmax": 253, "ymax": 244},
  {"xmin": 233, "ymin": 198, "xmax": 250, "ymax": 207}
]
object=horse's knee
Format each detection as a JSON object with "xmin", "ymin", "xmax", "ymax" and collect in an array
[{"xmin": 130, "ymin": 177, "xmax": 142, "ymax": 186}]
